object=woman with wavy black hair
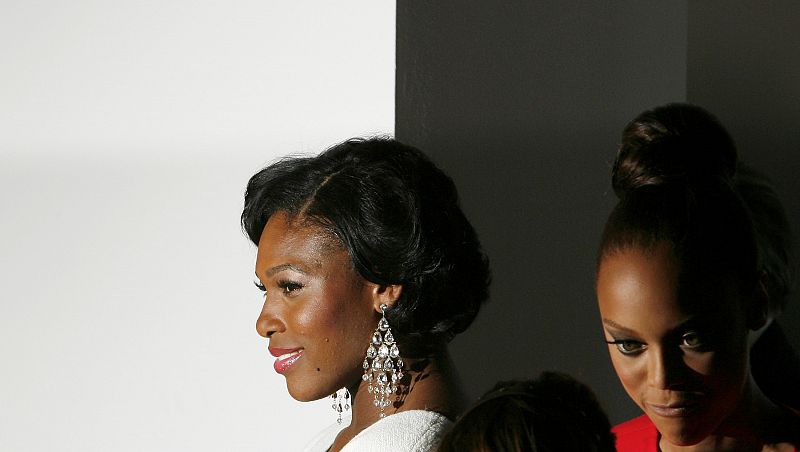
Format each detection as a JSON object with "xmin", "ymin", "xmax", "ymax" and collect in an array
[
  {"xmin": 242, "ymin": 137, "xmax": 491, "ymax": 452},
  {"xmin": 595, "ymin": 104, "xmax": 800, "ymax": 451}
]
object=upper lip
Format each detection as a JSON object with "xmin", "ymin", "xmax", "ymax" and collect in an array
[
  {"xmin": 645, "ymin": 396, "xmax": 703, "ymax": 416},
  {"xmin": 268, "ymin": 347, "xmax": 303, "ymax": 358},
  {"xmin": 649, "ymin": 392, "xmax": 703, "ymax": 408},
  {"xmin": 649, "ymin": 400, "xmax": 696, "ymax": 408}
]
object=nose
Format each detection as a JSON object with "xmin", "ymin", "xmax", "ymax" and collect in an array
[
  {"xmin": 255, "ymin": 296, "xmax": 284, "ymax": 338},
  {"xmin": 647, "ymin": 346, "xmax": 688, "ymax": 389}
]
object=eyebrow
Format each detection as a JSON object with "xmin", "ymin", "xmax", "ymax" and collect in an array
[
  {"xmin": 264, "ymin": 263, "xmax": 308, "ymax": 278},
  {"xmin": 602, "ymin": 317, "xmax": 700, "ymax": 337},
  {"xmin": 601, "ymin": 318, "xmax": 638, "ymax": 335}
]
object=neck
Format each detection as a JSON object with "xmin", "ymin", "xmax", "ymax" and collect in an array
[{"xmin": 330, "ymin": 347, "xmax": 467, "ymax": 451}]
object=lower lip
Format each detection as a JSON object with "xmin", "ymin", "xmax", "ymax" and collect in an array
[
  {"xmin": 647, "ymin": 402, "xmax": 699, "ymax": 418},
  {"xmin": 274, "ymin": 350, "xmax": 303, "ymax": 374}
]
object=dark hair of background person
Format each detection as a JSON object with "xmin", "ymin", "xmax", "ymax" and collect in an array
[
  {"xmin": 737, "ymin": 164, "xmax": 800, "ymax": 410},
  {"xmin": 436, "ymin": 371, "xmax": 616, "ymax": 452},
  {"xmin": 599, "ymin": 102, "xmax": 800, "ymax": 411},
  {"xmin": 241, "ymin": 137, "xmax": 491, "ymax": 356},
  {"xmin": 736, "ymin": 164, "xmax": 797, "ymax": 314}
]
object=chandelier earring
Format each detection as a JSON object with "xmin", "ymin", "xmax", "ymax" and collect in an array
[
  {"xmin": 361, "ymin": 304, "xmax": 403, "ymax": 418},
  {"xmin": 331, "ymin": 387, "xmax": 350, "ymax": 424}
]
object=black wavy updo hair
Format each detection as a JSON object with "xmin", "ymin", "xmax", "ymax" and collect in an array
[
  {"xmin": 599, "ymin": 103, "xmax": 760, "ymax": 295},
  {"xmin": 241, "ymin": 137, "xmax": 491, "ymax": 354}
]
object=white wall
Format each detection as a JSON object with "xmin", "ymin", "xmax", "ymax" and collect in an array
[{"xmin": 0, "ymin": 2, "xmax": 395, "ymax": 451}]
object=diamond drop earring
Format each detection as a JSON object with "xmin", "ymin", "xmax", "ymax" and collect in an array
[
  {"xmin": 361, "ymin": 304, "xmax": 403, "ymax": 418},
  {"xmin": 331, "ymin": 387, "xmax": 350, "ymax": 424}
]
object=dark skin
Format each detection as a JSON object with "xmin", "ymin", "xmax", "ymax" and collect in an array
[
  {"xmin": 255, "ymin": 211, "xmax": 468, "ymax": 452},
  {"xmin": 597, "ymin": 242, "xmax": 799, "ymax": 451}
]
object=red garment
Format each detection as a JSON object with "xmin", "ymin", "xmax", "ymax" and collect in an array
[
  {"xmin": 613, "ymin": 414, "xmax": 800, "ymax": 452},
  {"xmin": 612, "ymin": 415, "xmax": 658, "ymax": 452}
]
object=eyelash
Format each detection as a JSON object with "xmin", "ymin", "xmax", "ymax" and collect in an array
[
  {"xmin": 680, "ymin": 331, "xmax": 704, "ymax": 349},
  {"xmin": 253, "ymin": 280, "xmax": 304, "ymax": 296},
  {"xmin": 605, "ymin": 339, "xmax": 645, "ymax": 356},
  {"xmin": 253, "ymin": 280, "xmax": 303, "ymax": 295},
  {"xmin": 605, "ymin": 331, "xmax": 706, "ymax": 356},
  {"xmin": 278, "ymin": 280, "xmax": 304, "ymax": 294}
]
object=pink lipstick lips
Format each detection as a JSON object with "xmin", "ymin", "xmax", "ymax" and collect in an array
[
  {"xmin": 646, "ymin": 400, "xmax": 699, "ymax": 418},
  {"xmin": 269, "ymin": 347, "xmax": 304, "ymax": 374}
]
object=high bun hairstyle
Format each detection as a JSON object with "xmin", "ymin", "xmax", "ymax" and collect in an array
[
  {"xmin": 611, "ymin": 104, "xmax": 737, "ymax": 196},
  {"xmin": 241, "ymin": 138, "xmax": 491, "ymax": 355},
  {"xmin": 599, "ymin": 103, "xmax": 760, "ymax": 295}
]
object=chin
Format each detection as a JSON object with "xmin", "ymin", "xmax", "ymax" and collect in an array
[
  {"xmin": 286, "ymin": 381, "xmax": 326, "ymax": 402},
  {"xmin": 287, "ymin": 391, "xmax": 323, "ymax": 403},
  {"xmin": 286, "ymin": 379, "xmax": 319, "ymax": 402},
  {"xmin": 656, "ymin": 422, "xmax": 709, "ymax": 447}
]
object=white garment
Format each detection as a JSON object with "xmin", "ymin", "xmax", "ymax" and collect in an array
[{"xmin": 302, "ymin": 410, "xmax": 452, "ymax": 452}]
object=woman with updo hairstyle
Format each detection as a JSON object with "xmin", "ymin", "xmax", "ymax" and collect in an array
[
  {"xmin": 595, "ymin": 103, "xmax": 800, "ymax": 451},
  {"xmin": 242, "ymin": 137, "xmax": 491, "ymax": 451}
]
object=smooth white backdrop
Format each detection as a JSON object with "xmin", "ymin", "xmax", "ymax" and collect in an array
[{"xmin": 0, "ymin": 2, "xmax": 395, "ymax": 450}]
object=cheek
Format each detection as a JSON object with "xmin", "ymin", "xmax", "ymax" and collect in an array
[
  {"xmin": 610, "ymin": 354, "xmax": 644, "ymax": 398},
  {"xmin": 682, "ymin": 352, "xmax": 717, "ymax": 377},
  {"xmin": 686, "ymin": 327, "xmax": 750, "ymax": 380},
  {"xmin": 294, "ymin": 285, "xmax": 351, "ymax": 332},
  {"xmin": 695, "ymin": 349, "xmax": 749, "ymax": 394},
  {"xmin": 300, "ymin": 286, "xmax": 375, "ymax": 356},
  {"xmin": 298, "ymin": 303, "xmax": 339, "ymax": 332}
]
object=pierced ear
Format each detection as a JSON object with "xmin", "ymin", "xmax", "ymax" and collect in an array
[
  {"xmin": 747, "ymin": 276, "xmax": 769, "ymax": 331},
  {"xmin": 371, "ymin": 284, "xmax": 403, "ymax": 313}
]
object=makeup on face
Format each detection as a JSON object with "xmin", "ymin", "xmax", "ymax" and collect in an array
[
  {"xmin": 597, "ymin": 242, "xmax": 752, "ymax": 447},
  {"xmin": 254, "ymin": 212, "xmax": 379, "ymax": 402}
]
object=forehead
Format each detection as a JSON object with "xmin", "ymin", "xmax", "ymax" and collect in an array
[
  {"xmin": 597, "ymin": 243, "xmax": 742, "ymax": 329},
  {"xmin": 255, "ymin": 211, "xmax": 347, "ymax": 272},
  {"xmin": 597, "ymin": 243, "xmax": 683, "ymax": 320}
]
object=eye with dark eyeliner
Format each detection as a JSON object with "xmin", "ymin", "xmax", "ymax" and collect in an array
[
  {"xmin": 254, "ymin": 281, "xmax": 266, "ymax": 292},
  {"xmin": 605, "ymin": 338, "xmax": 646, "ymax": 355},
  {"xmin": 679, "ymin": 330, "xmax": 706, "ymax": 350},
  {"xmin": 278, "ymin": 279, "xmax": 304, "ymax": 295}
]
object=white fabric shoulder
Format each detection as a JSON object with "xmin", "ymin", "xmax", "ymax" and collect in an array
[
  {"xmin": 302, "ymin": 410, "xmax": 452, "ymax": 452},
  {"xmin": 302, "ymin": 413, "xmax": 349, "ymax": 452}
]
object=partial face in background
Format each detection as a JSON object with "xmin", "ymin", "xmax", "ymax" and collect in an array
[
  {"xmin": 254, "ymin": 211, "xmax": 379, "ymax": 401},
  {"xmin": 596, "ymin": 242, "xmax": 757, "ymax": 447}
]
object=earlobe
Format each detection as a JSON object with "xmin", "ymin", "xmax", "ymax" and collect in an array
[{"xmin": 371, "ymin": 284, "xmax": 403, "ymax": 313}]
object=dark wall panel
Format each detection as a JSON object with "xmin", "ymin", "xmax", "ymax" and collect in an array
[
  {"xmin": 688, "ymin": 0, "xmax": 800, "ymax": 350},
  {"xmin": 396, "ymin": 0, "xmax": 687, "ymax": 422}
]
